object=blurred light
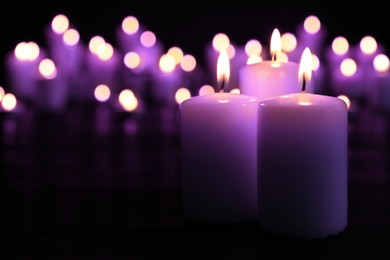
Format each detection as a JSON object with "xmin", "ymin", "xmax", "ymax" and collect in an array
[
  {"xmin": 180, "ymin": 54, "xmax": 196, "ymax": 72},
  {"xmin": 198, "ymin": 84, "xmax": 215, "ymax": 95},
  {"xmin": 281, "ymin": 32, "xmax": 297, "ymax": 53},
  {"xmin": 1, "ymin": 93, "xmax": 17, "ymax": 111},
  {"xmin": 212, "ymin": 33, "xmax": 230, "ymax": 52},
  {"xmin": 39, "ymin": 58, "xmax": 57, "ymax": 79},
  {"xmin": 246, "ymin": 55, "xmax": 263, "ymax": 65},
  {"xmin": 14, "ymin": 41, "xmax": 40, "ymax": 61},
  {"xmin": 360, "ymin": 35, "xmax": 377, "ymax": 55},
  {"xmin": 311, "ymin": 54, "xmax": 320, "ymax": 71},
  {"xmin": 373, "ymin": 54, "xmax": 390, "ymax": 75},
  {"xmin": 140, "ymin": 31, "xmax": 156, "ymax": 47},
  {"xmin": 122, "ymin": 15, "xmax": 139, "ymax": 35},
  {"xmin": 278, "ymin": 52, "xmax": 289, "ymax": 62},
  {"xmin": 94, "ymin": 84, "xmax": 111, "ymax": 102},
  {"xmin": 168, "ymin": 46, "xmax": 184, "ymax": 65},
  {"xmin": 304, "ymin": 15, "xmax": 321, "ymax": 34},
  {"xmin": 340, "ymin": 58, "xmax": 357, "ymax": 77},
  {"xmin": 337, "ymin": 95, "xmax": 351, "ymax": 109},
  {"xmin": 96, "ymin": 43, "xmax": 114, "ymax": 61},
  {"xmin": 175, "ymin": 87, "xmax": 191, "ymax": 104},
  {"xmin": 159, "ymin": 53, "xmax": 176, "ymax": 73},
  {"xmin": 230, "ymin": 88, "xmax": 240, "ymax": 94},
  {"xmin": 332, "ymin": 36, "xmax": 349, "ymax": 55},
  {"xmin": 119, "ymin": 89, "xmax": 138, "ymax": 111},
  {"xmin": 227, "ymin": 44, "xmax": 236, "ymax": 59},
  {"xmin": 245, "ymin": 39, "xmax": 262, "ymax": 56},
  {"xmin": 124, "ymin": 51, "xmax": 141, "ymax": 69},
  {"xmin": 63, "ymin": 28, "xmax": 80, "ymax": 46},
  {"xmin": 0, "ymin": 86, "xmax": 5, "ymax": 102},
  {"xmin": 89, "ymin": 35, "xmax": 106, "ymax": 54},
  {"xmin": 51, "ymin": 14, "xmax": 69, "ymax": 34}
]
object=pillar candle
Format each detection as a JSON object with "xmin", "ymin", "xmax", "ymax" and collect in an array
[
  {"xmin": 257, "ymin": 48, "xmax": 348, "ymax": 239},
  {"xmin": 239, "ymin": 28, "xmax": 312, "ymax": 101},
  {"xmin": 180, "ymin": 50, "xmax": 259, "ymax": 223}
]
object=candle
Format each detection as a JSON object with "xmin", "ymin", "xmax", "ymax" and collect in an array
[
  {"xmin": 257, "ymin": 48, "xmax": 348, "ymax": 239},
  {"xmin": 239, "ymin": 28, "xmax": 312, "ymax": 101},
  {"xmin": 180, "ymin": 50, "xmax": 259, "ymax": 223}
]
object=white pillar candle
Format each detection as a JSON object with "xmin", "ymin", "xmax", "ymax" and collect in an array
[
  {"xmin": 239, "ymin": 29, "xmax": 312, "ymax": 101},
  {"xmin": 257, "ymin": 48, "xmax": 348, "ymax": 239},
  {"xmin": 180, "ymin": 50, "xmax": 259, "ymax": 223}
]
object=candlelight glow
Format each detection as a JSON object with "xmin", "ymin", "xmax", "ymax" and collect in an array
[
  {"xmin": 230, "ymin": 88, "xmax": 240, "ymax": 94},
  {"xmin": 270, "ymin": 28, "xmax": 282, "ymax": 58},
  {"xmin": 373, "ymin": 54, "xmax": 390, "ymax": 75},
  {"xmin": 168, "ymin": 46, "xmax": 184, "ymax": 65},
  {"xmin": 119, "ymin": 89, "xmax": 138, "ymax": 112},
  {"xmin": 0, "ymin": 86, "xmax": 5, "ymax": 102},
  {"xmin": 312, "ymin": 54, "xmax": 320, "ymax": 71},
  {"xmin": 246, "ymin": 55, "xmax": 263, "ymax": 65},
  {"xmin": 14, "ymin": 41, "xmax": 40, "ymax": 61},
  {"xmin": 140, "ymin": 31, "xmax": 156, "ymax": 47},
  {"xmin": 96, "ymin": 43, "xmax": 114, "ymax": 61},
  {"xmin": 299, "ymin": 47, "xmax": 313, "ymax": 89},
  {"xmin": 51, "ymin": 14, "xmax": 69, "ymax": 34},
  {"xmin": 217, "ymin": 50, "xmax": 230, "ymax": 89},
  {"xmin": 278, "ymin": 52, "xmax": 289, "ymax": 62},
  {"xmin": 63, "ymin": 28, "xmax": 80, "ymax": 46},
  {"xmin": 198, "ymin": 84, "xmax": 215, "ymax": 95},
  {"xmin": 89, "ymin": 36, "xmax": 106, "ymax": 55},
  {"xmin": 227, "ymin": 44, "xmax": 236, "ymax": 59},
  {"xmin": 175, "ymin": 87, "xmax": 191, "ymax": 104},
  {"xmin": 1, "ymin": 93, "xmax": 17, "ymax": 111},
  {"xmin": 212, "ymin": 33, "xmax": 230, "ymax": 52},
  {"xmin": 94, "ymin": 84, "xmax": 111, "ymax": 102},
  {"xmin": 304, "ymin": 15, "xmax": 321, "ymax": 34},
  {"xmin": 337, "ymin": 95, "xmax": 351, "ymax": 109},
  {"xmin": 360, "ymin": 35, "xmax": 377, "ymax": 55},
  {"xmin": 332, "ymin": 36, "xmax": 349, "ymax": 55},
  {"xmin": 281, "ymin": 32, "xmax": 297, "ymax": 53},
  {"xmin": 245, "ymin": 39, "xmax": 262, "ymax": 57},
  {"xmin": 340, "ymin": 58, "xmax": 357, "ymax": 77},
  {"xmin": 39, "ymin": 58, "xmax": 57, "ymax": 79},
  {"xmin": 124, "ymin": 52, "xmax": 141, "ymax": 69},
  {"xmin": 122, "ymin": 15, "xmax": 139, "ymax": 35},
  {"xmin": 180, "ymin": 54, "xmax": 196, "ymax": 72},
  {"xmin": 159, "ymin": 53, "xmax": 176, "ymax": 73}
]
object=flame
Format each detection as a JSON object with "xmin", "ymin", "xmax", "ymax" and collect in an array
[
  {"xmin": 298, "ymin": 47, "xmax": 313, "ymax": 90},
  {"xmin": 270, "ymin": 28, "xmax": 281, "ymax": 58},
  {"xmin": 217, "ymin": 50, "xmax": 230, "ymax": 90}
]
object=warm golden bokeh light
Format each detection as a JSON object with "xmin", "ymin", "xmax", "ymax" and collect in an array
[
  {"xmin": 226, "ymin": 44, "xmax": 236, "ymax": 59},
  {"xmin": 337, "ymin": 95, "xmax": 351, "ymax": 109},
  {"xmin": 180, "ymin": 54, "xmax": 196, "ymax": 72},
  {"xmin": 245, "ymin": 39, "xmax": 262, "ymax": 56},
  {"xmin": 281, "ymin": 32, "xmax": 297, "ymax": 53},
  {"xmin": 140, "ymin": 31, "xmax": 156, "ymax": 47},
  {"xmin": 94, "ymin": 84, "xmax": 111, "ymax": 102},
  {"xmin": 373, "ymin": 54, "xmax": 390, "ymax": 74},
  {"xmin": 340, "ymin": 58, "xmax": 357, "ymax": 77},
  {"xmin": 39, "ymin": 58, "xmax": 57, "ymax": 79},
  {"xmin": 175, "ymin": 87, "xmax": 191, "ymax": 104},
  {"xmin": 122, "ymin": 15, "xmax": 139, "ymax": 35},
  {"xmin": 51, "ymin": 14, "xmax": 69, "ymax": 34},
  {"xmin": 89, "ymin": 35, "xmax": 106, "ymax": 54},
  {"xmin": 124, "ymin": 51, "xmax": 141, "ymax": 69},
  {"xmin": 246, "ymin": 55, "xmax": 263, "ymax": 65},
  {"xmin": 304, "ymin": 15, "xmax": 321, "ymax": 34},
  {"xmin": 14, "ymin": 41, "xmax": 40, "ymax": 61},
  {"xmin": 230, "ymin": 88, "xmax": 240, "ymax": 94},
  {"xmin": 96, "ymin": 43, "xmax": 114, "ymax": 61},
  {"xmin": 168, "ymin": 46, "xmax": 184, "ymax": 65},
  {"xmin": 212, "ymin": 33, "xmax": 230, "ymax": 52},
  {"xmin": 332, "ymin": 36, "xmax": 349, "ymax": 55},
  {"xmin": 63, "ymin": 28, "xmax": 80, "ymax": 46},
  {"xmin": 198, "ymin": 84, "xmax": 215, "ymax": 96},
  {"xmin": 159, "ymin": 53, "xmax": 176, "ymax": 73},
  {"xmin": 311, "ymin": 54, "xmax": 320, "ymax": 71},
  {"xmin": 360, "ymin": 35, "xmax": 377, "ymax": 55},
  {"xmin": 119, "ymin": 89, "xmax": 138, "ymax": 112},
  {"xmin": 0, "ymin": 86, "xmax": 5, "ymax": 102},
  {"xmin": 1, "ymin": 93, "xmax": 17, "ymax": 111}
]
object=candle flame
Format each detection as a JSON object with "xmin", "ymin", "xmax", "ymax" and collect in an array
[
  {"xmin": 299, "ymin": 47, "xmax": 312, "ymax": 92},
  {"xmin": 270, "ymin": 28, "xmax": 281, "ymax": 60},
  {"xmin": 217, "ymin": 50, "xmax": 230, "ymax": 92}
]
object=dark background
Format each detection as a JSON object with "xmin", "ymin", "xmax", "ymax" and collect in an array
[{"xmin": 1, "ymin": 1, "xmax": 390, "ymax": 88}]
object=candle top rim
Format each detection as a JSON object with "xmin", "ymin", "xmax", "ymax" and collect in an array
[
  {"xmin": 241, "ymin": 60, "xmax": 299, "ymax": 71},
  {"xmin": 181, "ymin": 92, "xmax": 259, "ymax": 105},
  {"xmin": 259, "ymin": 93, "xmax": 348, "ymax": 109}
]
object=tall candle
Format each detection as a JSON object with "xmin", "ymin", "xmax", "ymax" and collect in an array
[
  {"xmin": 239, "ymin": 28, "xmax": 312, "ymax": 101},
  {"xmin": 180, "ymin": 50, "xmax": 259, "ymax": 223},
  {"xmin": 257, "ymin": 48, "xmax": 348, "ymax": 239}
]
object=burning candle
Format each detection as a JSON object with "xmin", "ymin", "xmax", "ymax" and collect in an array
[
  {"xmin": 180, "ymin": 50, "xmax": 259, "ymax": 223},
  {"xmin": 257, "ymin": 48, "xmax": 348, "ymax": 239},
  {"xmin": 239, "ymin": 28, "xmax": 312, "ymax": 101}
]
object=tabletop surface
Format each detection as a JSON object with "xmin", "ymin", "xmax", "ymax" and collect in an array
[{"xmin": 1, "ymin": 100, "xmax": 390, "ymax": 259}]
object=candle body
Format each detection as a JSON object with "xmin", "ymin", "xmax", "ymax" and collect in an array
[
  {"xmin": 257, "ymin": 93, "xmax": 348, "ymax": 239},
  {"xmin": 180, "ymin": 93, "xmax": 259, "ymax": 223},
  {"xmin": 239, "ymin": 61, "xmax": 309, "ymax": 101}
]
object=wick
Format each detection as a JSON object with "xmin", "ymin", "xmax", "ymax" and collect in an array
[
  {"xmin": 302, "ymin": 76, "xmax": 307, "ymax": 93},
  {"xmin": 219, "ymin": 77, "xmax": 226, "ymax": 93}
]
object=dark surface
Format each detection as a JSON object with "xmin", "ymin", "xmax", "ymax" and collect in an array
[{"xmin": 1, "ymin": 99, "xmax": 390, "ymax": 258}]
